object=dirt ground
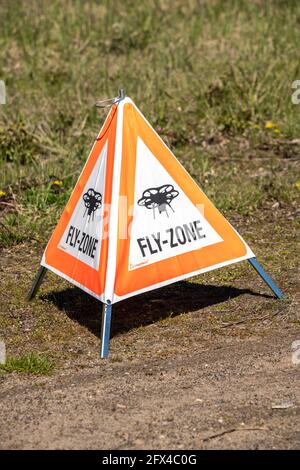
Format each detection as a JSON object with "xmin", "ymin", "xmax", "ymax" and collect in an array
[
  {"xmin": 0, "ymin": 319, "xmax": 300, "ymax": 449},
  {"xmin": 1, "ymin": 0, "xmax": 300, "ymax": 451},
  {"xmin": 0, "ymin": 223, "xmax": 299, "ymax": 450}
]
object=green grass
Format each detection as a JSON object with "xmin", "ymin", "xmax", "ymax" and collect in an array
[
  {"xmin": 0, "ymin": 1, "xmax": 299, "ymax": 366},
  {"xmin": 0, "ymin": 352, "xmax": 55, "ymax": 375},
  {"xmin": 0, "ymin": 0, "xmax": 300, "ymax": 249}
]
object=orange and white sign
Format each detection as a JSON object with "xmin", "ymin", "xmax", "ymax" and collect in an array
[{"xmin": 41, "ymin": 97, "xmax": 254, "ymax": 303}]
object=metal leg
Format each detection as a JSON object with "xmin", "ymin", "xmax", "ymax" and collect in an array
[
  {"xmin": 100, "ymin": 302, "xmax": 112, "ymax": 358},
  {"xmin": 27, "ymin": 266, "xmax": 47, "ymax": 301},
  {"xmin": 248, "ymin": 257, "xmax": 284, "ymax": 299}
]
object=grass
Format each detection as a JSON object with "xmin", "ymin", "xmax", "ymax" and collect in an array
[
  {"xmin": 0, "ymin": 352, "xmax": 55, "ymax": 375},
  {"xmin": 0, "ymin": 0, "xmax": 299, "ymax": 367},
  {"xmin": 0, "ymin": 0, "xmax": 300, "ymax": 248}
]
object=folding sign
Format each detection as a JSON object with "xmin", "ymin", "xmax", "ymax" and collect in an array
[{"xmin": 28, "ymin": 90, "xmax": 283, "ymax": 358}]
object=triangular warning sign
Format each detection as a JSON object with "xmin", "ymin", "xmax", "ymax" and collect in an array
[
  {"xmin": 41, "ymin": 104, "xmax": 118, "ymax": 301},
  {"xmin": 59, "ymin": 140, "xmax": 107, "ymax": 270},
  {"xmin": 30, "ymin": 92, "xmax": 283, "ymax": 358},
  {"xmin": 128, "ymin": 137, "xmax": 223, "ymax": 269},
  {"xmin": 112, "ymin": 99, "xmax": 254, "ymax": 302},
  {"xmin": 41, "ymin": 96, "xmax": 255, "ymax": 304}
]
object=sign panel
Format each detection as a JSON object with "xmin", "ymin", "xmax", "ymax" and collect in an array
[
  {"xmin": 59, "ymin": 141, "xmax": 107, "ymax": 270},
  {"xmin": 129, "ymin": 138, "xmax": 223, "ymax": 270},
  {"xmin": 41, "ymin": 105, "xmax": 118, "ymax": 300},
  {"xmin": 113, "ymin": 100, "xmax": 254, "ymax": 302}
]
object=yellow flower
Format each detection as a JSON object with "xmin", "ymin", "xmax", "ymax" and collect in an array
[
  {"xmin": 294, "ymin": 181, "xmax": 300, "ymax": 190},
  {"xmin": 0, "ymin": 190, "xmax": 6, "ymax": 198},
  {"xmin": 52, "ymin": 180, "xmax": 63, "ymax": 186},
  {"xmin": 273, "ymin": 128, "xmax": 281, "ymax": 134},
  {"xmin": 265, "ymin": 121, "xmax": 274, "ymax": 129}
]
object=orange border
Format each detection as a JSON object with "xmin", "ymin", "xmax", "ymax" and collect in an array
[
  {"xmin": 114, "ymin": 103, "xmax": 247, "ymax": 297},
  {"xmin": 44, "ymin": 105, "xmax": 118, "ymax": 296}
]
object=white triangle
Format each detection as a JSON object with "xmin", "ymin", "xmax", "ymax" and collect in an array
[
  {"xmin": 59, "ymin": 140, "xmax": 108, "ymax": 270},
  {"xmin": 128, "ymin": 138, "xmax": 223, "ymax": 270}
]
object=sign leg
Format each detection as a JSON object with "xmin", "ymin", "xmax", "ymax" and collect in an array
[
  {"xmin": 100, "ymin": 302, "xmax": 112, "ymax": 358},
  {"xmin": 27, "ymin": 266, "xmax": 47, "ymax": 301},
  {"xmin": 248, "ymin": 257, "xmax": 284, "ymax": 299}
]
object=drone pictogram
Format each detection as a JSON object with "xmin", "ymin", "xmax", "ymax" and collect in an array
[
  {"xmin": 138, "ymin": 184, "xmax": 179, "ymax": 219},
  {"xmin": 82, "ymin": 188, "xmax": 102, "ymax": 221}
]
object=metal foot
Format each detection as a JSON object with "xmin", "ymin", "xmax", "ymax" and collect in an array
[
  {"xmin": 27, "ymin": 266, "xmax": 47, "ymax": 301},
  {"xmin": 248, "ymin": 257, "xmax": 284, "ymax": 299},
  {"xmin": 100, "ymin": 302, "xmax": 112, "ymax": 358}
]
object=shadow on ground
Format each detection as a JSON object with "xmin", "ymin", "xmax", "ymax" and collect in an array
[{"xmin": 41, "ymin": 281, "xmax": 272, "ymax": 339}]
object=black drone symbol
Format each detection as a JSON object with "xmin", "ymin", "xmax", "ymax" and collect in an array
[
  {"xmin": 138, "ymin": 184, "xmax": 179, "ymax": 219},
  {"xmin": 82, "ymin": 188, "xmax": 102, "ymax": 221}
]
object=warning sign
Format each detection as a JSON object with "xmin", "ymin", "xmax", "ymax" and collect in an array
[
  {"xmin": 28, "ymin": 91, "xmax": 284, "ymax": 359},
  {"xmin": 59, "ymin": 141, "xmax": 107, "ymax": 270},
  {"xmin": 40, "ymin": 97, "xmax": 254, "ymax": 304},
  {"xmin": 129, "ymin": 138, "xmax": 223, "ymax": 270},
  {"xmin": 113, "ymin": 99, "xmax": 254, "ymax": 302},
  {"xmin": 41, "ymin": 104, "xmax": 118, "ymax": 301}
]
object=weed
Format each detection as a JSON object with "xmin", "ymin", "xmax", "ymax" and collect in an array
[{"xmin": 0, "ymin": 352, "xmax": 55, "ymax": 375}]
